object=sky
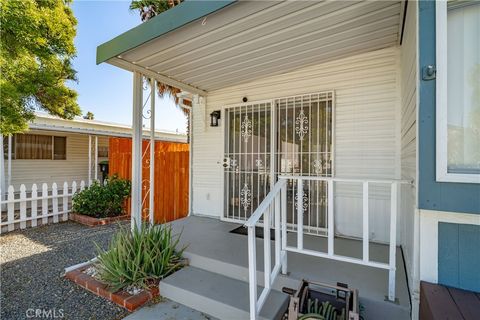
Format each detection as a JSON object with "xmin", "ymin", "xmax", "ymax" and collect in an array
[{"xmin": 68, "ymin": 0, "xmax": 187, "ymax": 133}]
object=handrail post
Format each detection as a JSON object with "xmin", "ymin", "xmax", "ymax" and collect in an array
[
  {"xmin": 248, "ymin": 225, "xmax": 257, "ymax": 320},
  {"xmin": 297, "ymin": 179, "xmax": 303, "ymax": 250},
  {"xmin": 327, "ymin": 180, "xmax": 334, "ymax": 256},
  {"xmin": 388, "ymin": 182, "xmax": 398, "ymax": 302},
  {"xmin": 281, "ymin": 182, "xmax": 288, "ymax": 274},
  {"xmin": 362, "ymin": 182, "xmax": 369, "ymax": 262},
  {"xmin": 274, "ymin": 192, "xmax": 281, "ymax": 267},
  {"xmin": 264, "ymin": 208, "xmax": 271, "ymax": 289}
]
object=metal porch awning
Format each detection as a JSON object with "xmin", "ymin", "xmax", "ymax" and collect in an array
[{"xmin": 97, "ymin": 0, "xmax": 405, "ymax": 94}]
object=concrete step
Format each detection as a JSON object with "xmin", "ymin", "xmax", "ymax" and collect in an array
[
  {"xmin": 184, "ymin": 250, "xmax": 301, "ymax": 292},
  {"xmin": 160, "ymin": 266, "xmax": 290, "ymax": 320},
  {"xmin": 184, "ymin": 251, "xmax": 410, "ymax": 320}
]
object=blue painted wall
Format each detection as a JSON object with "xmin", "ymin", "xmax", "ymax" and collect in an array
[
  {"xmin": 418, "ymin": 0, "xmax": 480, "ymax": 214},
  {"xmin": 438, "ymin": 222, "xmax": 480, "ymax": 292}
]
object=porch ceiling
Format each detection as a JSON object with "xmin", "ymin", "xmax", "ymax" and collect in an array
[{"xmin": 98, "ymin": 0, "xmax": 404, "ymax": 93}]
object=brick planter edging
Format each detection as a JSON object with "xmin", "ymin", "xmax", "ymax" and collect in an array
[
  {"xmin": 69, "ymin": 213, "xmax": 129, "ymax": 227},
  {"xmin": 65, "ymin": 266, "xmax": 159, "ymax": 311}
]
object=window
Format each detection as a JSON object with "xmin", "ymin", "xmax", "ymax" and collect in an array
[
  {"xmin": 53, "ymin": 136, "xmax": 66, "ymax": 160},
  {"xmin": 97, "ymin": 146, "xmax": 109, "ymax": 158},
  {"xmin": 16, "ymin": 134, "xmax": 52, "ymax": 159},
  {"xmin": 436, "ymin": 1, "xmax": 480, "ymax": 183},
  {"xmin": 3, "ymin": 134, "xmax": 67, "ymax": 160}
]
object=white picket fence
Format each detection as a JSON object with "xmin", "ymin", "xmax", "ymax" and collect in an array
[{"xmin": 0, "ymin": 181, "xmax": 86, "ymax": 234}]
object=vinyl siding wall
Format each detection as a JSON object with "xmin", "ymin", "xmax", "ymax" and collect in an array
[
  {"xmin": 192, "ymin": 47, "xmax": 404, "ymax": 243},
  {"xmin": 399, "ymin": 2, "xmax": 418, "ymax": 294},
  {"xmin": 5, "ymin": 130, "xmax": 109, "ymax": 189}
]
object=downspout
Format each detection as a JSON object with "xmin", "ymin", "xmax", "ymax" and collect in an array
[{"xmin": 0, "ymin": 135, "xmax": 5, "ymax": 210}]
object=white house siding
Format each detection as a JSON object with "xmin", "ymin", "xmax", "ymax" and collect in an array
[
  {"xmin": 399, "ymin": 2, "xmax": 418, "ymax": 301},
  {"xmin": 6, "ymin": 130, "xmax": 109, "ymax": 190},
  {"xmin": 193, "ymin": 47, "xmax": 403, "ymax": 243}
]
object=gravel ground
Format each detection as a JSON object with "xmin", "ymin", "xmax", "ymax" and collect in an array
[{"xmin": 0, "ymin": 221, "xmax": 130, "ymax": 320}]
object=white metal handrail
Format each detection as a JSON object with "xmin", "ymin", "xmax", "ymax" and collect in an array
[
  {"xmin": 279, "ymin": 175, "xmax": 411, "ymax": 303},
  {"xmin": 245, "ymin": 175, "xmax": 411, "ymax": 319},
  {"xmin": 244, "ymin": 179, "xmax": 287, "ymax": 320}
]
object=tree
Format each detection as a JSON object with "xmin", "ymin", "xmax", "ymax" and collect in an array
[
  {"xmin": 129, "ymin": 0, "xmax": 190, "ymax": 139},
  {"xmin": 129, "ymin": 0, "xmax": 182, "ymax": 22},
  {"xmin": 0, "ymin": 0, "xmax": 80, "ymax": 135},
  {"xmin": 84, "ymin": 111, "xmax": 95, "ymax": 120}
]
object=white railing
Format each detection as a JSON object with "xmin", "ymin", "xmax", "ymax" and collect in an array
[
  {"xmin": 0, "ymin": 181, "xmax": 86, "ymax": 233},
  {"xmin": 245, "ymin": 175, "xmax": 411, "ymax": 320},
  {"xmin": 244, "ymin": 179, "xmax": 287, "ymax": 320}
]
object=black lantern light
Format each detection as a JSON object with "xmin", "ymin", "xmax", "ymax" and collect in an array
[{"xmin": 210, "ymin": 110, "xmax": 221, "ymax": 127}]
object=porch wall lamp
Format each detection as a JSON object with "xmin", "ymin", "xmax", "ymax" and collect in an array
[{"xmin": 210, "ymin": 110, "xmax": 221, "ymax": 127}]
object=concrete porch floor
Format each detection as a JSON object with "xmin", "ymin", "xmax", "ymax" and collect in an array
[{"xmin": 161, "ymin": 215, "xmax": 410, "ymax": 320}]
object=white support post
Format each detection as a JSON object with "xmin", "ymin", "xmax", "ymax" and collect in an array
[
  {"xmin": 247, "ymin": 226, "xmax": 258, "ymax": 320},
  {"xmin": 362, "ymin": 182, "xmax": 369, "ymax": 262},
  {"xmin": 270, "ymin": 99, "xmax": 276, "ymax": 192},
  {"xmin": 388, "ymin": 182, "xmax": 398, "ymax": 302},
  {"xmin": 274, "ymin": 193, "xmax": 281, "ymax": 268},
  {"xmin": 149, "ymin": 78, "xmax": 155, "ymax": 225},
  {"xmin": 264, "ymin": 208, "xmax": 271, "ymax": 290},
  {"xmin": 327, "ymin": 180, "xmax": 334, "ymax": 256},
  {"xmin": 88, "ymin": 135, "xmax": 92, "ymax": 185},
  {"xmin": 7, "ymin": 135, "xmax": 12, "ymax": 186},
  {"xmin": 131, "ymin": 71, "xmax": 143, "ymax": 231},
  {"xmin": 297, "ymin": 178, "xmax": 303, "ymax": 250},
  {"xmin": 281, "ymin": 183, "xmax": 287, "ymax": 274},
  {"xmin": 94, "ymin": 136, "xmax": 98, "ymax": 181},
  {"xmin": 188, "ymin": 100, "xmax": 193, "ymax": 216}
]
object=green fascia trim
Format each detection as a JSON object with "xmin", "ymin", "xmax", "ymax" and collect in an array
[{"xmin": 96, "ymin": 0, "xmax": 237, "ymax": 65}]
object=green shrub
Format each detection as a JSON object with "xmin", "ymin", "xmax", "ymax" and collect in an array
[
  {"xmin": 95, "ymin": 223, "xmax": 185, "ymax": 291},
  {"xmin": 72, "ymin": 175, "xmax": 131, "ymax": 218}
]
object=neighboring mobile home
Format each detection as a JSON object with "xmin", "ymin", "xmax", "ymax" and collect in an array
[
  {"xmin": 0, "ymin": 113, "xmax": 188, "ymax": 233},
  {"xmin": 1, "ymin": 112, "xmax": 187, "ymax": 190},
  {"xmin": 96, "ymin": 1, "xmax": 479, "ymax": 319}
]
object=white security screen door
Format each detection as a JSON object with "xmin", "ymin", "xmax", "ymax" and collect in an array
[
  {"xmin": 224, "ymin": 92, "xmax": 334, "ymax": 234},
  {"xmin": 224, "ymin": 102, "xmax": 273, "ymax": 222},
  {"xmin": 275, "ymin": 92, "xmax": 334, "ymax": 234}
]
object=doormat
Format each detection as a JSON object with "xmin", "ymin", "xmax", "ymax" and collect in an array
[{"xmin": 230, "ymin": 225, "xmax": 275, "ymax": 241}]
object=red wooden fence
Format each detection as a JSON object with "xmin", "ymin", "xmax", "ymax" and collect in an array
[{"xmin": 109, "ymin": 138, "xmax": 189, "ymax": 223}]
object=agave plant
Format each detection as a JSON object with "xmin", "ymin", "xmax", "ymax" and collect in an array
[{"xmin": 95, "ymin": 223, "xmax": 186, "ymax": 292}]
